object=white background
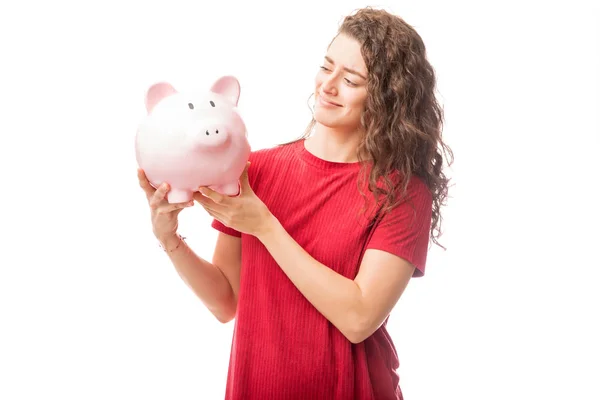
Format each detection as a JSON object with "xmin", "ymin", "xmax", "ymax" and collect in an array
[{"xmin": 1, "ymin": 0, "xmax": 599, "ymax": 399}]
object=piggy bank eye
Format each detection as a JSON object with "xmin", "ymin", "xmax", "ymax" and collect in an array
[
  {"xmin": 209, "ymin": 101, "xmax": 215, "ymax": 107},
  {"xmin": 188, "ymin": 103, "xmax": 194, "ymax": 110}
]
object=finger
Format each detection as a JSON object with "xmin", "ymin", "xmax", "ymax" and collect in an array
[
  {"xmin": 192, "ymin": 191, "xmax": 205, "ymax": 203},
  {"xmin": 198, "ymin": 186, "xmax": 227, "ymax": 205},
  {"xmin": 197, "ymin": 202, "xmax": 215, "ymax": 217},
  {"xmin": 137, "ymin": 168, "xmax": 156, "ymax": 198},
  {"xmin": 239, "ymin": 162, "xmax": 252, "ymax": 192},
  {"xmin": 156, "ymin": 200, "xmax": 194, "ymax": 214},
  {"xmin": 204, "ymin": 208, "xmax": 225, "ymax": 224},
  {"xmin": 194, "ymin": 194, "xmax": 221, "ymax": 214},
  {"xmin": 205, "ymin": 209, "xmax": 218, "ymax": 220},
  {"xmin": 149, "ymin": 183, "xmax": 170, "ymax": 208},
  {"xmin": 193, "ymin": 191, "xmax": 212, "ymax": 206},
  {"xmin": 193, "ymin": 192, "xmax": 222, "ymax": 212},
  {"xmin": 194, "ymin": 190, "xmax": 217, "ymax": 204}
]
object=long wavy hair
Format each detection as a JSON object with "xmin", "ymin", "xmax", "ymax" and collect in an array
[{"xmin": 282, "ymin": 7, "xmax": 453, "ymax": 249}]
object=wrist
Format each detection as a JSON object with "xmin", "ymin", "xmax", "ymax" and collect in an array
[
  {"xmin": 158, "ymin": 233, "xmax": 185, "ymax": 253},
  {"xmin": 256, "ymin": 214, "xmax": 281, "ymax": 243}
]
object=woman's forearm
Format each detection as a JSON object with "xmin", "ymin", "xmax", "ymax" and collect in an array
[
  {"xmin": 256, "ymin": 217, "xmax": 365, "ymax": 343},
  {"xmin": 159, "ymin": 234, "xmax": 236, "ymax": 323}
]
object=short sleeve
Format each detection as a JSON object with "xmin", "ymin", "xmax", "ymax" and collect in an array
[
  {"xmin": 211, "ymin": 218, "xmax": 241, "ymax": 238},
  {"xmin": 365, "ymin": 178, "xmax": 433, "ymax": 277}
]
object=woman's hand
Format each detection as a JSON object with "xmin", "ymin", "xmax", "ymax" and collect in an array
[
  {"xmin": 137, "ymin": 168, "xmax": 194, "ymax": 242},
  {"xmin": 194, "ymin": 162, "xmax": 276, "ymax": 238}
]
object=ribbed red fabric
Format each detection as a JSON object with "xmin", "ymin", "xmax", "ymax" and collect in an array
[{"xmin": 211, "ymin": 139, "xmax": 432, "ymax": 400}]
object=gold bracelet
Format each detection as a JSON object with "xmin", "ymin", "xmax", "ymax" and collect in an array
[{"xmin": 159, "ymin": 234, "xmax": 186, "ymax": 253}]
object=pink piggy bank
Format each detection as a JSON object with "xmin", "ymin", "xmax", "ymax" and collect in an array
[{"xmin": 135, "ymin": 75, "xmax": 251, "ymax": 203}]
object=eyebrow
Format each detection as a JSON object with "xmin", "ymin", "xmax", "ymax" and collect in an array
[{"xmin": 324, "ymin": 56, "xmax": 367, "ymax": 80}]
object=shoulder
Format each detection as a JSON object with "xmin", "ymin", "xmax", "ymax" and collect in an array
[
  {"xmin": 369, "ymin": 167, "xmax": 431, "ymax": 205},
  {"xmin": 385, "ymin": 169, "xmax": 432, "ymax": 203},
  {"xmin": 373, "ymin": 172, "xmax": 432, "ymax": 228},
  {"xmin": 248, "ymin": 140, "xmax": 302, "ymax": 171},
  {"xmin": 246, "ymin": 140, "xmax": 303, "ymax": 185},
  {"xmin": 249, "ymin": 140, "xmax": 300, "ymax": 162},
  {"xmin": 367, "ymin": 174, "xmax": 433, "ymax": 276},
  {"xmin": 405, "ymin": 175, "xmax": 432, "ymax": 204}
]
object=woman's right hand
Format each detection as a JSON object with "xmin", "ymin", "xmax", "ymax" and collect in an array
[{"xmin": 137, "ymin": 168, "xmax": 194, "ymax": 243}]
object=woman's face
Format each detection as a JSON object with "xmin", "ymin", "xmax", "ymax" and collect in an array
[{"xmin": 313, "ymin": 33, "xmax": 369, "ymax": 133}]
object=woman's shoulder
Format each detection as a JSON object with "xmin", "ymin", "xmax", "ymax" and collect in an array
[
  {"xmin": 246, "ymin": 140, "xmax": 303, "ymax": 186},
  {"xmin": 369, "ymin": 167, "xmax": 431, "ymax": 197},
  {"xmin": 248, "ymin": 140, "xmax": 302, "ymax": 166}
]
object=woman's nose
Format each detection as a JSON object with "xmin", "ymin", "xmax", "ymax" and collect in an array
[{"xmin": 322, "ymin": 76, "xmax": 338, "ymax": 96}]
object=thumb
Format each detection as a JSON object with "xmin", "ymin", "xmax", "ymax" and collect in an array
[{"xmin": 239, "ymin": 161, "xmax": 252, "ymax": 192}]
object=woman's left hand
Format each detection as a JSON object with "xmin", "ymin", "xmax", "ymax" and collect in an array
[{"xmin": 194, "ymin": 162, "xmax": 275, "ymax": 238}]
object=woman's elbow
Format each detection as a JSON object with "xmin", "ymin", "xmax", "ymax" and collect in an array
[{"xmin": 343, "ymin": 314, "xmax": 374, "ymax": 344}]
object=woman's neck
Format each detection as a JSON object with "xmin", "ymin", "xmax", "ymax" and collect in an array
[{"xmin": 304, "ymin": 123, "xmax": 365, "ymax": 163}]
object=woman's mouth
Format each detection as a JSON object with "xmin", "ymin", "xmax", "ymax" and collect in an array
[{"xmin": 318, "ymin": 96, "xmax": 342, "ymax": 107}]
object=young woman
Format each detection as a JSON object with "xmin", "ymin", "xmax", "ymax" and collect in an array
[{"xmin": 138, "ymin": 7, "xmax": 452, "ymax": 400}]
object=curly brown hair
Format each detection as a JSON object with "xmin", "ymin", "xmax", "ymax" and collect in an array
[{"xmin": 284, "ymin": 7, "xmax": 453, "ymax": 249}]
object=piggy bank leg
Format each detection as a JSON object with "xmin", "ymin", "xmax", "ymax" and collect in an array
[
  {"xmin": 210, "ymin": 182, "xmax": 240, "ymax": 196},
  {"xmin": 166, "ymin": 188, "xmax": 193, "ymax": 204}
]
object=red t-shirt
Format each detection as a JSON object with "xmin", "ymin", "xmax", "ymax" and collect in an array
[{"xmin": 211, "ymin": 139, "xmax": 432, "ymax": 399}]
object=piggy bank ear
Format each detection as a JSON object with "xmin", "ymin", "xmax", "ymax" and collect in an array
[
  {"xmin": 145, "ymin": 82, "xmax": 178, "ymax": 113},
  {"xmin": 210, "ymin": 76, "xmax": 241, "ymax": 106}
]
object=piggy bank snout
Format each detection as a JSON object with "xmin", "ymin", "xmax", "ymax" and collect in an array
[
  {"xmin": 191, "ymin": 122, "xmax": 230, "ymax": 148},
  {"xmin": 203, "ymin": 123, "xmax": 225, "ymax": 137}
]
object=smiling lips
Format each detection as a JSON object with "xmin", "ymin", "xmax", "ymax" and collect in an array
[{"xmin": 318, "ymin": 95, "xmax": 342, "ymax": 107}]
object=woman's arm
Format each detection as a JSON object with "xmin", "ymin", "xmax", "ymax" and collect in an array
[
  {"xmin": 160, "ymin": 232, "xmax": 241, "ymax": 323},
  {"xmin": 257, "ymin": 216, "xmax": 415, "ymax": 344},
  {"xmin": 195, "ymin": 163, "xmax": 424, "ymax": 343}
]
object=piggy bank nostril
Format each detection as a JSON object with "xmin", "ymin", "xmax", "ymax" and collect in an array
[
  {"xmin": 205, "ymin": 130, "xmax": 209, "ymax": 136},
  {"xmin": 216, "ymin": 130, "xmax": 219, "ymax": 134}
]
